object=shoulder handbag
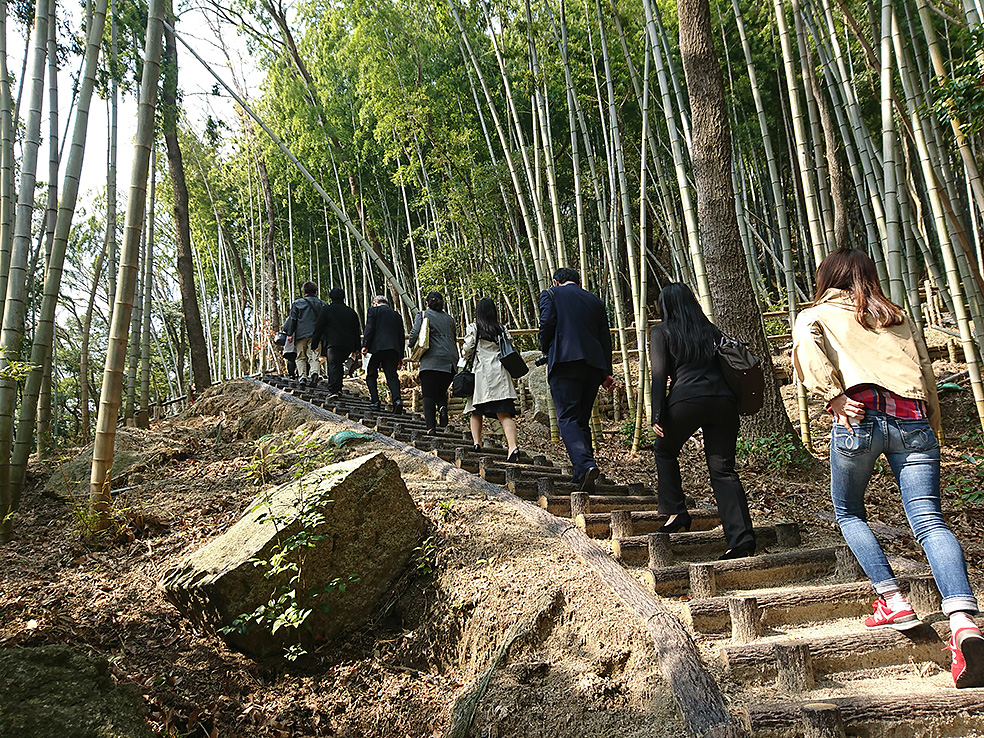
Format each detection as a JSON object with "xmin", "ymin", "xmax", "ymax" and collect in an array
[
  {"xmin": 498, "ymin": 331, "xmax": 529, "ymax": 378},
  {"xmin": 451, "ymin": 342, "xmax": 478, "ymax": 398},
  {"xmin": 717, "ymin": 333, "xmax": 765, "ymax": 416},
  {"xmin": 410, "ymin": 314, "xmax": 430, "ymax": 362}
]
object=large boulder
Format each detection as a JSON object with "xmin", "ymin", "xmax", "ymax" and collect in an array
[
  {"xmin": 0, "ymin": 645, "xmax": 153, "ymax": 738},
  {"xmin": 520, "ymin": 351, "xmax": 552, "ymax": 424},
  {"xmin": 160, "ymin": 452, "xmax": 427, "ymax": 658}
]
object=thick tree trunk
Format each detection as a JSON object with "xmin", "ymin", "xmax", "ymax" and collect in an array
[
  {"xmin": 162, "ymin": 8, "xmax": 211, "ymax": 391},
  {"xmin": 677, "ymin": 0, "xmax": 797, "ymax": 442}
]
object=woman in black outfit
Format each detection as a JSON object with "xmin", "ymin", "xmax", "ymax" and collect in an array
[{"xmin": 649, "ymin": 283, "xmax": 755, "ymax": 559}]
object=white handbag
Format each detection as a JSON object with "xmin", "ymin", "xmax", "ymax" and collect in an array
[{"xmin": 409, "ymin": 315, "xmax": 430, "ymax": 361}]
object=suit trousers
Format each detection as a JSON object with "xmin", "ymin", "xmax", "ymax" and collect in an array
[
  {"xmin": 548, "ymin": 360, "xmax": 604, "ymax": 479},
  {"xmin": 323, "ymin": 346, "xmax": 347, "ymax": 394},
  {"xmin": 366, "ymin": 349, "xmax": 402, "ymax": 406},
  {"xmin": 653, "ymin": 395, "xmax": 755, "ymax": 550}
]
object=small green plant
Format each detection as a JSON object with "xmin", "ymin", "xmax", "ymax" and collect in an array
[
  {"xmin": 618, "ymin": 416, "xmax": 658, "ymax": 448},
  {"xmin": 436, "ymin": 499, "xmax": 455, "ymax": 520},
  {"xmin": 736, "ymin": 433, "xmax": 813, "ymax": 473},
  {"xmin": 412, "ymin": 535, "xmax": 440, "ymax": 575},
  {"xmin": 246, "ymin": 433, "xmax": 337, "ymax": 485},
  {"xmin": 946, "ymin": 454, "xmax": 984, "ymax": 506}
]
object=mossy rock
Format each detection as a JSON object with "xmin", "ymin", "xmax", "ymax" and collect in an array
[{"xmin": 0, "ymin": 645, "xmax": 152, "ymax": 738}]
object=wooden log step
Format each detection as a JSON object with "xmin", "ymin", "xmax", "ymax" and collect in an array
[
  {"xmin": 686, "ymin": 580, "xmax": 874, "ymax": 633},
  {"xmin": 612, "ymin": 526, "xmax": 785, "ymax": 565},
  {"xmin": 745, "ymin": 691, "xmax": 984, "ymax": 736},
  {"xmin": 721, "ymin": 620, "xmax": 951, "ymax": 683},
  {"xmin": 686, "ymin": 575, "xmax": 940, "ymax": 634},
  {"xmin": 540, "ymin": 494, "xmax": 662, "ymax": 516},
  {"xmin": 577, "ymin": 508, "xmax": 721, "ymax": 538},
  {"xmin": 643, "ymin": 546, "xmax": 843, "ymax": 597},
  {"xmin": 510, "ymin": 478, "xmax": 649, "ymax": 501}
]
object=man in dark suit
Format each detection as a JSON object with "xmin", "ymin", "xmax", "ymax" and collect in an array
[
  {"xmin": 362, "ymin": 295, "xmax": 406, "ymax": 412},
  {"xmin": 539, "ymin": 267, "xmax": 614, "ymax": 490},
  {"xmin": 312, "ymin": 287, "xmax": 362, "ymax": 396}
]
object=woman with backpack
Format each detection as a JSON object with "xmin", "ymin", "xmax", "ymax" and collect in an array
[
  {"xmin": 793, "ymin": 248, "xmax": 982, "ymax": 688},
  {"xmin": 649, "ymin": 282, "xmax": 755, "ymax": 559},
  {"xmin": 460, "ymin": 298, "xmax": 520, "ymax": 461}
]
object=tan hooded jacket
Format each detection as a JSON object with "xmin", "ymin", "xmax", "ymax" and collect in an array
[{"xmin": 792, "ymin": 289, "xmax": 940, "ymax": 434}]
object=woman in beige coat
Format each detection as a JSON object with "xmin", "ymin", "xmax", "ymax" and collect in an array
[{"xmin": 460, "ymin": 298, "xmax": 520, "ymax": 461}]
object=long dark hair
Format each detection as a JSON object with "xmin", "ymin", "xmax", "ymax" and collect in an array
[
  {"xmin": 657, "ymin": 283, "xmax": 718, "ymax": 365},
  {"xmin": 474, "ymin": 298, "xmax": 503, "ymax": 342},
  {"xmin": 814, "ymin": 248, "xmax": 904, "ymax": 329}
]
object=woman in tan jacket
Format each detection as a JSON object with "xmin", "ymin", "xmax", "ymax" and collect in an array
[
  {"xmin": 793, "ymin": 248, "xmax": 981, "ymax": 689},
  {"xmin": 460, "ymin": 298, "xmax": 520, "ymax": 461}
]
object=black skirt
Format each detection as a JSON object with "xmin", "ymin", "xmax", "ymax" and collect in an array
[{"xmin": 472, "ymin": 398, "xmax": 517, "ymax": 418}]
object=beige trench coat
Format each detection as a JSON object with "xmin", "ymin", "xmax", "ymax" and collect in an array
[{"xmin": 459, "ymin": 322, "xmax": 517, "ymax": 413}]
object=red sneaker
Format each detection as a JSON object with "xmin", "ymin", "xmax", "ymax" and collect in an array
[
  {"xmin": 949, "ymin": 627, "xmax": 984, "ymax": 688},
  {"xmin": 863, "ymin": 597, "xmax": 921, "ymax": 631}
]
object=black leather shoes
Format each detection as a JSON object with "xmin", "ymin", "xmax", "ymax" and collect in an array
[
  {"xmin": 657, "ymin": 511, "xmax": 692, "ymax": 534},
  {"xmin": 718, "ymin": 541, "xmax": 756, "ymax": 560},
  {"xmin": 438, "ymin": 406, "xmax": 449, "ymax": 427},
  {"xmin": 507, "ymin": 448, "xmax": 520, "ymax": 463},
  {"xmin": 580, "ymin": 466, "xmax": 600, "ymax": 491}
]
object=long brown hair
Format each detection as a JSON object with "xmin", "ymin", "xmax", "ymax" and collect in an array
[{"xmin": 814, "ymin": 248, "xmax": 904, "ymax": 329}]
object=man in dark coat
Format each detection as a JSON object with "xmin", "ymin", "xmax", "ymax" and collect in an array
[
  {"xmin": 538, "ymin": 267, "xmax": 614, "ymax": 490},
  {"xmin": 282, "ymin": 281, "xmax": 326, "ymax": 383},
  {"xmin": 312, "ymin": 287, "xmax": 362, "ymax": 396},
  {"xmin": 362, "ymin": 295, "xmax": 406, "ymax": 412}
]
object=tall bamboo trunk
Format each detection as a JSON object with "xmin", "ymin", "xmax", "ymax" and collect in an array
[
  {"xmin": 0, "ymin": 0, "xmax": 12, "ymax": 322},
  {"xmin": 10, "ymin": 0, "xmax": 108, "ymax": 498},
  {"xmin": 90, "ymin": 0, "xmax": 164, "ymax": 524},
  {"xmin": 0, "ymin": 0, "xmax": 49, "ymax": 541}
]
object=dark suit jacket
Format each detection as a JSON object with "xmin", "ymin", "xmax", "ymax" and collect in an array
[
  {"xmin": 363, "ymin": 304, "xmax": 406, "ymax": 355},
  {"xmin": 312, "ymin": 300, "xmax": 362, "ymax": 355},
  {"xmin": 538, "ymin": 283, "xmax": 613, "ymax": 376}
]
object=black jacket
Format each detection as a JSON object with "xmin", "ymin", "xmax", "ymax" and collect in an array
[
  {"xmin": 282, "ymin": 295, "xmax": 326, "ymax": 341},
  {"xmin": 312, "ymin": 300, "xmax": 362, "ymax": 355},
  {"xmin": 649, "ymin": 323, "xmax": 734, "ymax": 424},
  {"xmin": 363, "ymin": 304, "xmax": 405, "ymax": 355}
]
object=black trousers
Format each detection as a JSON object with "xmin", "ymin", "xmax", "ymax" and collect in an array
[
  {"xmin": 323, "ymin": 346, "xmax": 347, "ymax": 393},
  {"xmin": 653, "ymin": 395, "xmax": 755, "ymax": 550},
  {"xmin": 366, "ymin": 349, "xmax": 402, "ymax": 406},
  {"xmin": 548, "ymin": 360, "xmax": 604, "ymax": 479},
  {"xmin": 419, "ymin": 370, "xmax": 453, "ymax": 429}
]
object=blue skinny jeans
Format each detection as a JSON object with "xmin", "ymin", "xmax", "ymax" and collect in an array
[{"xmin": 829, "ymin": 410, "xmax": 977, "ymax": 615}]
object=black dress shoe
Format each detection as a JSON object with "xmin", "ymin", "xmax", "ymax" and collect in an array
[
  {"xmin": 438, "ymin": 406, "xmax": 449, "ymax": 427},
  {"xmin": 580, "ymin": 466, "xmax": 600, "ymax": 491},
  {"xmin": 369, "ymin": 401, "xmax": 381, "ymax": 411},
  {"xmin": 472, "ymin": 443, "xmax": 482, "ymax": 452},
  {"xmin": 718, "ymin": 541, "xmax": 756, "ymax": 560},
  {"xmin": 393, "ymin": 401, "xmax": 404, "ymax": 414},
  {"xmin": 507, "ymin": 448, "xmax": 520, "ymax": 463},
  {"xmin": 656, "ymin": 511, "xmax": 692, "ymax": 534}
]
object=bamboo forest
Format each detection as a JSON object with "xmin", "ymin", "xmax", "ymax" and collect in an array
[{"xmin": 1, "ymin": 0, "xmax": 984, "ymax": 733}]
